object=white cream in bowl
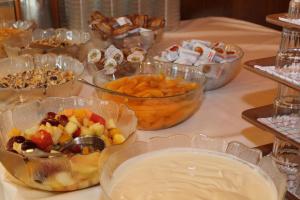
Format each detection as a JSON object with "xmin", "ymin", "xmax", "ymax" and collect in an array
[{"xmin": 105, "ymin": 148, "xmax": 278, "ymax": 200}]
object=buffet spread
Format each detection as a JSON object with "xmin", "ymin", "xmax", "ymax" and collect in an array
[{"xmin": 0, "ymin": 7, "xmax": 296, "ymax": 200}]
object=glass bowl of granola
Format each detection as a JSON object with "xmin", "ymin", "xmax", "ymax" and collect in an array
[
  {"xmin": 0, "ymin": 54, "xmax": 84, "ymax": 111},
  {"xmin": 0, "ymin": 96, "xmax": 137, "ymax": 191}
]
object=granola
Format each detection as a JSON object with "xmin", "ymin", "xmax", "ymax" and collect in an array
[
  {"xmin": 31, "ymin": 37, "xmax": 72, "ymax": 48},
  {"xmin": 0, "ymin": 67, "xmax": 74, "ymax": 89}
]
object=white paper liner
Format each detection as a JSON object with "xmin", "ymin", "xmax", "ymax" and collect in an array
[
  {"xmin": 254, "ymin": 65, "xmax": 300, "ymax": 86},
  {"xmin": 257, "ymin": 116, "xmax": 300, "ymax": 142}
]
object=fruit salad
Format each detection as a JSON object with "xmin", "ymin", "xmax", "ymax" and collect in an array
[{"xmin": 6, "ymin": 108, "xmax": 126, "ymax": 191}]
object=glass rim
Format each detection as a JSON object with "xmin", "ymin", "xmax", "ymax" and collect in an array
[{"xmin": 274, "ymin": 95, "xmax": 300, "ymax": 109}]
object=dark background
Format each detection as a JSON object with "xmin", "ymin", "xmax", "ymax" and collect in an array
[{"xmin": 180, "ymin": 0, "xmax": 290, "ymax": 29}]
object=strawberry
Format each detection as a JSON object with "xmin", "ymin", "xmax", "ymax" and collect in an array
[
  {"xmin": 89, "ymin": 113, "xmax": 106, "ymax": 125},
  {"xmin": 72, "ymin": 128, "xmax": 81, "ymax": 138},
  {"xmin": 31, "ymin": 130, "xmax": 53, "ymax": 150}
]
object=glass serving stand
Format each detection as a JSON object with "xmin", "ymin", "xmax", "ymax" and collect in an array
[{"xmin": 243, "ymin": 1, "xmax": 300, "ymax": 199}]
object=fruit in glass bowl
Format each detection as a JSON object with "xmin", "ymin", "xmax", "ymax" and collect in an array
[{"xmin": 0, "ymin": 96, "xmax": 137, "ymax": 191}]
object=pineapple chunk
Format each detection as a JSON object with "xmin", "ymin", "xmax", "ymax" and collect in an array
[
  {"xmin": 113, "ymin": 134, "xmax": 125, "ymax": 145},
  {"xmin": 8, "ymin": 128, "xmax": 21, "ymax": 137},
  {"xmin": 109, "ymin": 128, "xmax": 121, "ymax": 136},
  {"xmin": 83, "ymin": 117, "xmax": 93, "ymax": 127},
  {"xmin": 89, "ymin": 123, "xmax": 104, "ymax": 136},
  {"xmin": 51, "ymin": 126, "xmax": 63, "ymax": 144},
  {"xmin": 24, "ymin": 126, "xmax": 38, "ymax": 138},
  {"xmin": 106, "ymin": 118, "xmax": 116, "ymax": 129},
  {"xmin": 39, "ymin": 124, "xmax": 53, "ymax": 135},
  {"xmin": 65, "ymin": 121, "xmax": 78, "ymax": 135},
  {"xmin": 69, "ymin": 116, "xmax": 80, "ymax": 126},
  {"xmin": 81, "ymin": 126, "xmax": 93, "ymax": 136},
  {"xmin": 13, "ymin": 142, "xmax": 22, "ymax": 153}
]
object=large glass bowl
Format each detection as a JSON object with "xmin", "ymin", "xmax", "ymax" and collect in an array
[
  {"xmin": 92, "ymin": 61, "xmax": 205, "ymax": 130},
  {"xmin": 0, "ymin": 96, "xmax": 137, "ymax": 191},
  {"xmin": 3, "ymin": 28, "xmax": 90, "ymax": 60},
  {"xmin": 154, "ymin": 43, "xmax": 244, "ymax": 90},
  {"xmin": 0, "ymin": 20, "xmax": 35, "ymax": 58},
  {"xmin": 0, "ymin": 54, "xmax": 84, "ymax": 112},
  {"xmin": 99, "ymin": 133, "xmax": 286, "ymax": 200}
]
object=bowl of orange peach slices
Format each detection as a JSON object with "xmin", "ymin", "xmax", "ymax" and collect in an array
[{"xmin": 93, "ymin": 61, "xmax": 206, "ymax": 130}]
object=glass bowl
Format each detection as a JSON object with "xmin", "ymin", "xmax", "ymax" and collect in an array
[
  {"xmin": 92, "ymin": 61, "xmax": 205, "ymax": 130},
  {"xmin": 154, "ymin": 43, "xmax": 244, "ymax": 90},
  {"xmin": 3, "ymin": 28, "xmax": 91, "ymax": 59},
  {"xmin": 0, "ymin": 96, "xmax": 137, "ymax": 191},
  {"xmin": 0, "ymin": 54, "xmax": 84, "ymax": 112},
  {"xmin": 0, "ymin": 20, "xmax": 36, "ymax": 58},
  {"xmin": 99, "ymin": 133, "xmax": 286, "ymax": 200}
]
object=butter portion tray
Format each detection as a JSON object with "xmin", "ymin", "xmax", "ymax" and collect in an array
[{"xmin": 244, "ymin": 56, "xmax": 300, "ymax": 91}]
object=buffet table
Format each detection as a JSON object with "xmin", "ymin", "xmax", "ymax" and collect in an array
[{"xmin": 0, "ymin": 17, "xmax": 280, "ymax": 200}]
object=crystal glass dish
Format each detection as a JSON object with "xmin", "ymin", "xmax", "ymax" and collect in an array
[
  {"xmin": 154, "ymin": 43, "xmax": 244, "ymax": 90},
  {"xmin": 93, "ymin": 61, "xmax": 205, "ymax": 130},
  {"xmin": 0, "ymin": 20, "xmax": 35, "ymax": 58},
  {"xmin": 3, "ymin": 28, "xmax": 90, "ymax": 59},
  {"xmin": 0, "ymin": 96, "xmax": 137, "ymax": 191},
  {"xmin": 99, "ymin": 133, "xmax": 286, "ymax": 200},
  {"xmin": 0, "ymin": 54, "xmax": 84, "ymax": 111}
]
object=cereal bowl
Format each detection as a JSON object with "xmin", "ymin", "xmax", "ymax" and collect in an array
[
  {"xmin": 0, "ymin": 96, "xmax": 137, "ymax": 191},
  {"xmin": 93, "ymin": 61, "xmax": 205, "ymax": 130},
  {"xmin": 0, "ymin": 54, "xmax": 84, "ymax": 111},
  {"xmin": 99, "ymin": 133, "xmax": 286, "ymax": 200}
]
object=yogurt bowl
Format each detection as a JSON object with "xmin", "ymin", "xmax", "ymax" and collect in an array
[{"xmin": 99, "ymin": 133, "xmax": 286, "ymax": 200}]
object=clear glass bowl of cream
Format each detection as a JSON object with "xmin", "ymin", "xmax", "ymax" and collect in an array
[{"xmin": 99, "ymin": 133, "xmax": 287, "ymax": 200}]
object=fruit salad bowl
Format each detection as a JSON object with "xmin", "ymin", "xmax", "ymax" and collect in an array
[{"xmin": 0, "ymin": 96, "xmax": 137, "ymax": 191}]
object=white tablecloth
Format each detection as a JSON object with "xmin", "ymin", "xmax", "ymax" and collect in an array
[{"xmin": 0, "ymin": 17, "xmax": 280, "ymax": 200}]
